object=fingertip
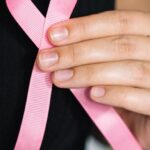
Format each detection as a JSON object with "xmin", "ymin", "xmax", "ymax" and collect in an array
[
  {"xmin": 36, "ymin": 50, "xmax": 59, "ymax": 72},
  {"xmin": 48, "ymin": 25, "xmax": 69, "ymax": 45},
  {"xmin": 90, "ymin": 86, "xmax": 106, "ymax": 102},
  {"xmin": 36, "ymin": 55, "xmax": 48, "ymax": 72},
  {"xmin": 36, "ymin": 52, "xmax": 43, "ymax": 71}
]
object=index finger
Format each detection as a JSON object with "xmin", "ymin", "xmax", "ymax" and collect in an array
[{"xmin": 48, "ymin": 10, "xmax": 150, "ymax": 45}]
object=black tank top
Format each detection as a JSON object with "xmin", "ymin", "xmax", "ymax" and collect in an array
[{"xmin": 0, "ymin": 0, "xmax": 114, "ymax": 149}]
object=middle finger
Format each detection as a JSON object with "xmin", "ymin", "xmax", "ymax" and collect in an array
[{"xmin": 37, "ymin": 35, "xmax": 150, "ymax": 71}]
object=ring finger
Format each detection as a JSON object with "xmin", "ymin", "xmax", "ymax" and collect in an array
[{"xmin": 52, "ymin": 60, "xmax": 150, "ymax": 89}]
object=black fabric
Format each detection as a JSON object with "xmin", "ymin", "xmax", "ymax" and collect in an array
[{"xmin": 0, "ymin": 0, "xmax": 114, "ymax": 150}]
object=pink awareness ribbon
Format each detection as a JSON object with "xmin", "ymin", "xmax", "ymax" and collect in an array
[{"xmin": 6, "ymin": 0, "xmax": 143, "ymax": 150}]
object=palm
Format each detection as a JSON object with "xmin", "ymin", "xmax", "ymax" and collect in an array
[{"xmin": 118, "ymin": 109, "xmax": 150, "ymax": 150}]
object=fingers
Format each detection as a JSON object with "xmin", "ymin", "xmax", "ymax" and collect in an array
[
  {"xmin": 90, "ymin": 85, "xmax": 150, "ymax": 116},
  {"xmin": 37, "ymin": 35, "xmax": 150, "ymax": 71},
  {"xmin": 48, "ymin": 11, "xmax": 150, "ymax": 45},
  {"xmin": 51, "ymin": 61, "xmax": 150, "ymax": 89}
]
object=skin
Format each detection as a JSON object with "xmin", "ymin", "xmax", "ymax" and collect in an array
[
  {"xmin": 36, "ymin": 1, "xmax": 150, "ymax": 149},
  {"xmin": 116, "ymin": 0, "xmax": 150, "ymax": 12}
]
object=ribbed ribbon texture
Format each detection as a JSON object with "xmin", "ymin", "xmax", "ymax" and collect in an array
[{"xmin": 6, "ymin": 0, "xmax": 142, "ymax": 150}]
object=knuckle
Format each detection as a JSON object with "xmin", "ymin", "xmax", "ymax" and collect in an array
[
  {"xmin": 89, "ymin": 65, "xmax": 101, "ymax": 84},
  {"xmin": 79, "ymin": 65, "xmax": 93, "ymax": 84},
  {"xmin": 114, "ymin": 11, "xmax": 134, "ymax": 34},
  {"xmin": 76, "ymin": 20, "xmax": 88, "ymax": 39},
  {"xmin": 129, "ymin": 62, "xmax": 147, "ymax": 83},
  {"xmin": 113, "ymin": 36, "xmax": 136, "ymax": 58},
  {"xmin": 68, "ymin": 44, "xmax": 79, "ymax": 66}
]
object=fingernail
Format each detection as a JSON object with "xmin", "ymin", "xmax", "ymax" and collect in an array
[
  {"xmin": 91, "ymin": 86, "xmax": 105, "ymax": 97},
  {"xmin": 54, "ymin": 69, "xmax": 73, "ymax": 81},
  {"xmin": 39, "ymin": 52, "xmax": 58, "ymax": 69},
  {"xmin": 50, "ymin": 27, "xmax": 69, "ymax": 42}
]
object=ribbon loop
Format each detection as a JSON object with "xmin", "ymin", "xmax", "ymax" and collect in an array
[{"xmin": 6, "ymin": 0, "xmax": 142, "ymax": 150}]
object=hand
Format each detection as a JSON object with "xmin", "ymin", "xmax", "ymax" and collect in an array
[{"xmin": 36, "ymin": 11, "xmax": 150, "ymax": 149}]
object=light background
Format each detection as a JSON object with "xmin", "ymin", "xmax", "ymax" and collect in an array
[{"xmin": 85, "ymin": 136, "xmax": 112, "ymax": 150}]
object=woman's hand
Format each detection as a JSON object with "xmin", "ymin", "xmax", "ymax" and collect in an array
[{"xmin": 36, "ymin": 11, "xmax": 150, "ymax": 149}]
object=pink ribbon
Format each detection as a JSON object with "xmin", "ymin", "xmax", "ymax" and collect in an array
[{"xmin": 6, "ymin": 0, "xmax": 142, "ymax": 150}]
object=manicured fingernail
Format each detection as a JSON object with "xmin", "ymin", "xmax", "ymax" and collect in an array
[
  {"xmin": 54, "ymin": 69, "xmax": 73, "ymax": 81},
  {"xmin": 91, "ymin": 86, "xmax": 105, "ymax": 97},
  {"xmin": 50, "ymin": 27, "xmax": 69, "ymax": 42},
  {"xmin": 38, "ymin": 52, "xmax": 58, "ymax": 69}
]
